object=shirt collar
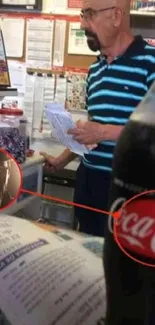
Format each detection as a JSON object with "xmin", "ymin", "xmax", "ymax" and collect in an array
[{"xmin": 97, "ymin": 35, "xmax": 146, "ymax": 62}]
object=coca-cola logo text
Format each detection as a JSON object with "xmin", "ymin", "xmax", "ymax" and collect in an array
[
  {"xmin": 108, "ymin": 197, "xmax": 126, "ymax": 234},
  {"xmin": 115, "ymin": 199, "xmax": 155, "ymax": 260}
]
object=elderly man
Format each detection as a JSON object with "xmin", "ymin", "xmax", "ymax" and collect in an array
[{"xmin": 41, "ymin": 0, "xmax": 155, "ymax": 237}]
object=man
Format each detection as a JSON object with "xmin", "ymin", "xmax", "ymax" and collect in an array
[{"xmin": 41, "ymin": 0, "xmax": 155, "ymax": 237}]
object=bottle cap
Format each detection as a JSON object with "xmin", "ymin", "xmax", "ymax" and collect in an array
[{"xmin": 0, "ymin": 108, "xmax": 23, "ymax": 116}]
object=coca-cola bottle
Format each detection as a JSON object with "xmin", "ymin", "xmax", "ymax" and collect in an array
[{"xmin": 104, "ymin": 81, "xmax": 155, "ymax": 325}]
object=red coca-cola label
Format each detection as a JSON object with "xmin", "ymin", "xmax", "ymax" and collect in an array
[{"xmin": 115, "ymin": 199, "xmax": 155, "ymax": 259}]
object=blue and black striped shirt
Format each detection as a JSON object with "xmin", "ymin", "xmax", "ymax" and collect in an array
[{"xmin": 83, "ymin": 35, "xmax": 155, "ymax": 173}]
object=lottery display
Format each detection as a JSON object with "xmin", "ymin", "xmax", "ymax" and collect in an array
[{"xmin": 66, "ymin": 72, "xmax": 87, "ymax": 111}]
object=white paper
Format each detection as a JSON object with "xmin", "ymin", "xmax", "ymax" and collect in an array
[
  {"xmin": 53, "ymin": 20, "xmax": 66, "ymax": 67},
  {"xmin": 0, "ymin": 18, "xmax": 24, "ymax": 58},
  {"xmin": 26, "ymin": 19, "xmax": 54, "ymax": 69},
  {"xmin": 23, "ymin": 73, "xmax": 35, "ymax": 136},
  {"xmin": 45, "ymin": 103, "xmax": 89, "ymax": 155},
  {"xmin": 68, "ymin": 22, "xmax": 99, "ymax": 56},
  {"xmin": 55, "ymin": 75, "xmax": 67, "ymax": 105},
  {"xmin": 50, "ymin": 0, "xmax": 67, "ymax": 13},
  {"xmin": 8, "ymin": 60, "xmax": 26, "ymax": 94},
  {"xmin": 0, "ymin": 216, "xmax": 106, "ymax": 325},
  {"xmin": 49, "ymin": 227, "xmax": 104, "ymax": 259},
  {"xmin": 44, "ymin": 74, "xmax": 55, "ymax": 103},
  {"xmin": 43, "ymin": 74, "xmax": 57, "ymax": 139},
  {"xmin": 33, "ymin": 74, "xmax": 44, "ymax": 130},
  {"xmin": 49, "ymin": 0, "xmax": 80, "ymax": 15}
]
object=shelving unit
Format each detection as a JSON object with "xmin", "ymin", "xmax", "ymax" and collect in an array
[
  {"xmin": 131, "ymin": 10, "xmax": 155, "ymax": 16},
  {"xmin": 130, "ymin": 9, "xmax": 155, "ymax": 39}
]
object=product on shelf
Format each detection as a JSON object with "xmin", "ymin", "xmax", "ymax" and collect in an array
[
  {"xmin": 0, "ymin": 109, "xmax": 27, "ymax": 164},
  {"xmin": 131, "ymin": 0, "xmax": 155, "ymax": 11},
  {"xmin": 66, "ymin": 72, "xmax": 87, "ymax": 111}
]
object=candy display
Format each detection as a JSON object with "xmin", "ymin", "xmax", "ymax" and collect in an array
[
  {"xmin": 0, "ymin": 109, "xmax": 27, "ymax": 164},
  {"xmin": 0, "ymin": 128, "xmax": 26, "ymax": 164}
]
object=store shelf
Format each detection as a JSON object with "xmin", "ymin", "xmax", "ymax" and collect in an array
[{"xmin": 131, "ymin": 10, "xmax": 155, "ymax": 16}]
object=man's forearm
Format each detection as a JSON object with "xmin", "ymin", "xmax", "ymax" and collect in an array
[{"xmin": 58, "ymin": 148, "xmax": 78, "ymax": 166}]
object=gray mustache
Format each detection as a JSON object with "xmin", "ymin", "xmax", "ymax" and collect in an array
[{"xmin": 84, "ymin": 30, "xmax": 97, "ymax": 38}]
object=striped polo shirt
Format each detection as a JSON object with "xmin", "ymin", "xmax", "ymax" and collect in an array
[{"xmin": 83, "ymin": 35, "xmax": 155, "ymax": 173}]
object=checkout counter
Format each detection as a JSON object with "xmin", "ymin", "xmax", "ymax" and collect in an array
[{"xmin": 0, "ymin": 143, "xmax": 80, "ymax": 228}]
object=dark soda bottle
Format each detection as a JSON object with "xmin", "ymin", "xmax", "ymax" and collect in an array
[{"xmin": 104, "ymin": 81, "xmax": 155, "ymax": 325}]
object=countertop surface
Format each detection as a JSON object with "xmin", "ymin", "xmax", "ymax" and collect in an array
[
  {"xmin": 30, "ymin": 141, "xmax": 80, "ymax": 172},
  {"xmin": 21, "ymin": 144, "xmax": 80, "ymax": 172},
  {"xmin": 21, "ymin": 153, "xmax": 45, "ymax": 170}
]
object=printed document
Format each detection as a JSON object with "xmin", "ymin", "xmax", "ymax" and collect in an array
[
  {"xmin": 44, "ymin": 103, "xmax": 89, "ymax": 156},
  {"xmin": 0, "ymin": 216, "xmax": 106, "ymax": 325}
]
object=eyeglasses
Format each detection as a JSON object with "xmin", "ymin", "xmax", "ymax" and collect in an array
[{"xmin": 80, "ymin": 6, "xmax": 115, "ymax": 21}]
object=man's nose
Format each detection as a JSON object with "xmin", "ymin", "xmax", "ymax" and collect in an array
[{"xmin": 80, "ymin": 18, "xmax": 89, "ymax": 30}]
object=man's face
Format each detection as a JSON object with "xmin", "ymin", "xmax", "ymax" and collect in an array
[
  {"xmin": 0, "ymin": 161, "xmax": 10, "ymax": 206},
  {"xmin": 84, "ymin": 27, "xmax": 101, "ymax": 52},
  {"xmin": 81, "ymin": 0, "xmax": 120, "ymax": 52}
]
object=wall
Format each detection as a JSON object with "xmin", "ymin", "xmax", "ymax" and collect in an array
[{"xmin": 42, "ymin": 0, "xmax": 53, "ymax": 13}]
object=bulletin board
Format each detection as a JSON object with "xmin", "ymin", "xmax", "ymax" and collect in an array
[
  {"xmin": 0, "ymin": 12, "xmax": 96, "ymax": 71},
  {"xmin": 64, "ymin": 21, "xmax": 96, "ymax": 69},
  {"xmin": 0, "ymin": 12, "xmax": 96, "ymax": 141}
]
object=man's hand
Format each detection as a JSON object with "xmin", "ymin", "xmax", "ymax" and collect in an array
[
  {"xmin": 40, "ymin": 152, "xmax": 65, "ymax": 173},
  {"xmin": 68, "ymin": 120, "xmax": 107, "ymax": 145},
  {"xmin": 40, "ymin": 148, "xmax": 78, "ymax": 173},
  {"xmin": 67, "ymin": 120, "xmax": 124, "ymax": 145}
]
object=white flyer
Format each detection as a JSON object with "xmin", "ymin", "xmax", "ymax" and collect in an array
[
  {"xmin": 44, "ymin": 103, "xmax": 89, "ymax": 156},
  {"xmin": 53, "ymin": 20, "xmax": 66, "ymax": 67},
  {"xmin": 0, "ymin": 18, "xmax": 25, "ymax": 58},
  {"xmin": 26, "ymin": 19, "xmax": 54, "ymax": 69}
]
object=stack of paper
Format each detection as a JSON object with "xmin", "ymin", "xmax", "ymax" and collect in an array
[{"xmin": 44, "ymin": 103, "xmax": 89, "ymax": 156}]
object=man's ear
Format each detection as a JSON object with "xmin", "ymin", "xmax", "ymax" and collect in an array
[{"xmin": 113, "ymin": 7, "xmax": 123, "ymax": 28}]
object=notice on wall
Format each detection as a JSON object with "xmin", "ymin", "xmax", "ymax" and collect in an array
[
  {"xmin": 24, "ymin": 72, "xmax": 35, "ymax": 137},
  {"xmin": 48, "ymin": 0, "xmax": 67, "ymax": 13},
  {"xmin": 50, "ymin": 0, "xmax": 80, "ymax": 14},
  {"xmin": 0, "ymin": 18, "xmax": 25, "ymax": 58},
  {"xmin": 8, "ymin": 60, "xmax": 26, "ymax": 94},
  {"xmin": 68, "ymin": 22, "xmax": 99, "ymax": 56},
  {"xmin": 53, "ymin": 20, "xmax": 66, "ymax": 67},
  {"xmin": 26, "ymin": 19, "xmax": 54, "ymax": 69}
]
